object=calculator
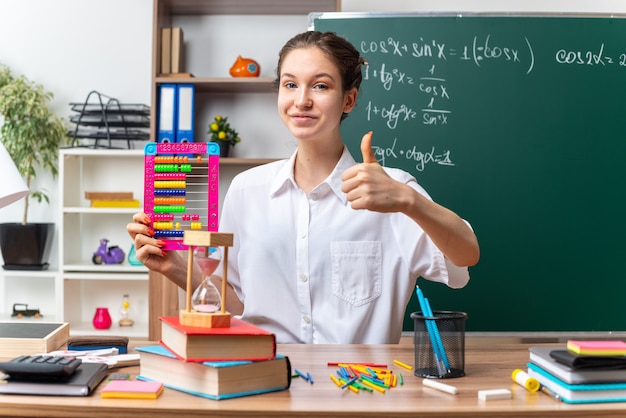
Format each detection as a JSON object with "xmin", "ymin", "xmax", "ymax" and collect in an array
[{"xmin": 0, "ymin": 355, "xmax": 82, "ymax": 380}]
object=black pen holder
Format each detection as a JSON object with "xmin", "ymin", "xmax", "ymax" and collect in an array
[{"xmin": 411, "ymin": 310, "xmax": 467, "ymax": 378}]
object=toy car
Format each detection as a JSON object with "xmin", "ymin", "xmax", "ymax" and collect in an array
[{"xmin": 11, "ymin": 303, "xmax": 42, "ymax": 318}]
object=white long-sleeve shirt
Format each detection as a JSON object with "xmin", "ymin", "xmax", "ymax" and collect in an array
[{"xmin": 219, "ymin": 146, "xmax": 470, "ymax": 344}]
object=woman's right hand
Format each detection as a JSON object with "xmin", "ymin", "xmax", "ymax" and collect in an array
[{"xmin": 126, "ymin": 212, "xmax": 181, "ymax": 275}]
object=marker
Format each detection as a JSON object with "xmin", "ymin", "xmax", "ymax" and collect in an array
[
  {"xmin": 512, "ymin": 369, "xmax": 540, "ymax": 392},
  {"xmin": 422, "ymin": 378, "xmax": 458, "ymax": 395}
]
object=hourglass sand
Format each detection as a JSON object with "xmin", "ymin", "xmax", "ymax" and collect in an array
[{"xmin": 180, "ymin": 230, "xmax": 234, "ymax": 328}]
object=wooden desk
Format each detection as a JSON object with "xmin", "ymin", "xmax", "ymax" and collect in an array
[{"xmin": 2, "ymin": 339, "xmax": 626, "ymax": 417}]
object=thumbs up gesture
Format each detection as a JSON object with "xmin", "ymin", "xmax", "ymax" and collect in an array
[{"xmin": 341, "ymin": 132, "xmax": 406, "ymax": 212}]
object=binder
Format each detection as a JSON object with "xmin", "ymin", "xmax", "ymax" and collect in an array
[
  {"xmin": 176, "ymin": 84, "xmax": 194, "ymax": 144},
  {"xmin": 158, "ymin": 84, "xmax": 177, "ymax": 144}
]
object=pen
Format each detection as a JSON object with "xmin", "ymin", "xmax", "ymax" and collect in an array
[
  {"xmin": 415, "ymin": 286, "xmax": 450, "ymax": 373},
  {"xmin": 540, "ymin": 385, "xmax": 562, "ymax": 401}
]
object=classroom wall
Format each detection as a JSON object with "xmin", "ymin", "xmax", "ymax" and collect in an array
[{"xmin": 0, "ymin": 0, "xmax": 624, "ymax": 260}]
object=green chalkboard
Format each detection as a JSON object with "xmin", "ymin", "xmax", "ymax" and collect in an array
[{"xmin": 314, "ymin": 13, "xmax": 626, "ymax": 332}]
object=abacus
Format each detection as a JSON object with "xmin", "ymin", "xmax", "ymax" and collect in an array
[{"xmin": 143, "ymin": 142, "xmax": 219, "ymax": 250}]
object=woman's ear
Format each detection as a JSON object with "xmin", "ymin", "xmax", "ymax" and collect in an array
[{"xmin": 343, "ymin": 88, "xmax": 358, "ymax": 114}]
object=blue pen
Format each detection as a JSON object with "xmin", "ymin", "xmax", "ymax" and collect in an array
[{"xmin": 415, "ymin": 286, "xmax": 450, "ymax": 374}]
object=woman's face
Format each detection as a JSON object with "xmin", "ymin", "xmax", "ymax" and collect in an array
[{"xmin": 277, "ymin": 46, "xmax": 356, "ymax": 143}]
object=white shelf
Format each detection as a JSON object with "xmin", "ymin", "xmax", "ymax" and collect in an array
[
  {"xmin": 0, "ymin": 314, "xmax": 60, "ymax": 323},
  {"xmin": 63, "ymin": 207, "xmax": 139, "ymax": 214},
  {"xmin": 0, "ymin": 269, "xmax": 58, "ymax": 278},
  {"xmin": 69, "ymin": 321, "xmax": 149, "ymax": 340},
  {"xmin": 63, "ymin": 272, "xmax": 148, "ymax": 281},
  {"xmin": 58, "ymin": 148, "xmax": 149, "ymax": 338}
]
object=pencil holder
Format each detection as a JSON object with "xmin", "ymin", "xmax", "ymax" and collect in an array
[{"xmin": 411, "ymin": 310, "xmax": 467, "ymax": 378}]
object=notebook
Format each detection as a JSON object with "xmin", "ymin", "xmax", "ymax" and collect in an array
[{"xmin": 0, "ymin": 362, "xmax": 108, "ymax": 396}]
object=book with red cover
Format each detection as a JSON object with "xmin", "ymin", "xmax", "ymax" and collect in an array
[
  {"xmin": 159, "ymin": 316, "xmax": 276, "ymax": 361},
  {"xmin": 136, "ymin": 345, "xmax": 291, "ymax": 400}
]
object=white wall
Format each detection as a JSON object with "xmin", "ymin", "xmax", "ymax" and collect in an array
[
  {"xmin": 1, "ymin": 0, "xmax": 624, "ymax": 226},
  {"xmin": 0, "ymin": 0, "xmax": 152, "ymax": 226}
]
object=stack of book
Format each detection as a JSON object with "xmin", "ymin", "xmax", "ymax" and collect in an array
[
  {"xmin": 160, "ymin": 27, "xmax": 191, "ymax": 77},
  {"xmin": 136, "ymin": 316, "xmax": 291, "ymax": 400},
  {"xmin": 527, "ymin": 340, "xmax": 626, "ymax": 404},
  {"xmin": 85, "ymin": 191, "xmax": 140, "ymax": 208}
]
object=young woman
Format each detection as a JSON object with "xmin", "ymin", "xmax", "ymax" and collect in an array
[{"xmin": 128, "ymin": 31, "xmax": 479, "ymax": 344}]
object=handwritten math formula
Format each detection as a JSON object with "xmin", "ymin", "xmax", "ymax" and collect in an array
[{"xmin": 352, "ymin": 31, "xmax": 626, "ymax": 172}]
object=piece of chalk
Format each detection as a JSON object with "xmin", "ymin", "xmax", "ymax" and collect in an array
[
  {"xmin": 478, "ymin": 388, "xmax": 512, "ymax": 401},
  {"xmin": 422, "ymin": 378, "xmax": 458, "ymax": 395}
]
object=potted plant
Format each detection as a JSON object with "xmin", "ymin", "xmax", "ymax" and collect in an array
[
  {"xmin": 0, "ymin": 63, "xmax": 68, "ymax": 270},
  {"xmin": 207, "ymin": 114, "xmax": 241, "ymax": 157}
]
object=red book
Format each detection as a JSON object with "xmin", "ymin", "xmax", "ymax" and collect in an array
[{"xmin": 159, "ymin": 316, "xmax": 276, "ymax": 362}]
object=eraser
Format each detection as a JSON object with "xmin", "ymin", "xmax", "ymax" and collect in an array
[{"xmin": 478, "ymin": 388, "xmax": 512, "ymax": 401}]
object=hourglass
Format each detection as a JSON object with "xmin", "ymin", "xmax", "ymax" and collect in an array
[
  {"xmin": 180, "ymin": 230, "xmax": 233, "ymax": 328},
  {"xmin": 191, "ymin": 246, "xmax": 222, "ymax": 313}
]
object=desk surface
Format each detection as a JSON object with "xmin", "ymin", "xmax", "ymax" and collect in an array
[{"xmin": 2, "ymin": 339, "xmax": 626, "ymax": 417}]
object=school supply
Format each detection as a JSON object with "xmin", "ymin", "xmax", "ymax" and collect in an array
[
  {"xmin": 143, "ymin": 142, "xmax": 220, "ymax": 251},
  {"xmin": 157, "ymin": 84, "xmax": 177, "ymax": 143},
  {"xmin": 529, "ymin": 346, "xmax": 626, "ymax": 384},
  {"xmin": 422, "ymin": 378, "xmax": 458, "ymax": 395},
  {"xmin": 551, "ymin": 349, "xmax": 626, "ymax": 370},
  {"xmin": 159, "ymin": 316, "xmax": 276, "ymax": 361},
  {"xmin": 528, "ymin": 363, "xmax": 626, "ymax": 404},
  {"xmin": 100, "ymin": 379, "xmax": 164, "ymax": 399},
  {"xmin": 512, "ymin": 368, "xmax": 540, "ymax": 392},
  {"xmin": 478, "ymin": 388, "xmax": 512, "ymax": 401},
  {"xmin": 136, "ymin": 345, "xmax": 291, "ymax": 400},
  {"xmin": 414, "ymin": 286, "xmax": 449, "ymax": 373},
  {"xmin": 0, "ymin": 322, "xmax": 69, "ymax": 357},
  {"xmin": 567, "ymin": 340, "xmax": 626, "ymax": 356},
  {"xmin": 0, "ymin": 355, "xmax": 81, "ymax": 380},
  {"xmin": 0, "ymin": 362, "xmax": 108, "ymax": 396},
  {"xmin": 67, "ymin": 335, "xmax": 129, "ymax": 354},
  {"xmin": 175, "ymin": 84, "xmax": 194, "ymax": 144}
]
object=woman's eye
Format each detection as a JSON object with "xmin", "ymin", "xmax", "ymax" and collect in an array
[
  {"xmin": 284, "ymin": 82, "xmax": 297, "ymax": 89},
  {"xmin": 314, "ymin": 84, "xmax": 329, "ymax": 90}
]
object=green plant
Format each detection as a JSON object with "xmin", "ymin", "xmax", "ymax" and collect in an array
[
  {"xmin": 0, "ymin": 63, "xmax": 68, "ymax": 224},
  {"xmin": 208, "ymin": 115, "xmax": 241, "ymax": 146}
]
